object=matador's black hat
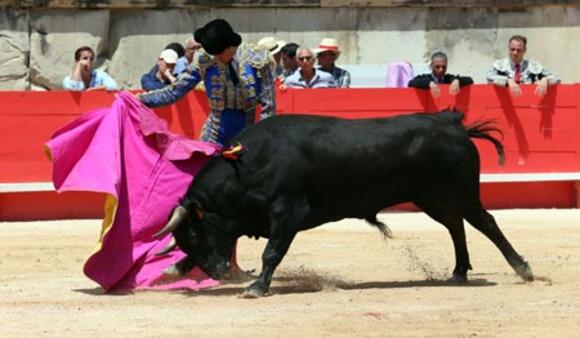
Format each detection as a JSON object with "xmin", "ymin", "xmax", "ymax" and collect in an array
[{"xmin": 194, "ymin": 19, "xmax": 242, "ymax": 56}]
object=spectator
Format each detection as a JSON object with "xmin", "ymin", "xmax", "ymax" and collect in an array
[
  {"xmin": 140, "ymin": 49, "xmax": 179, "ymax": 91},
  {"xmin": 487, "ymin": 35, "xmax": 560, "ymax": 97},
  {"xmin": 165, "ymin": 42, "xmax": 185, "ymax": 76},
  {"xmin": 280, "ymin": 42, "xmax": 299, "ymax": 79},
  {"xmin": 63, "ymin": 46, "xmax": 118, "ymax": 91},
  {"xmin": 165, "ymin": 42, "xmax": 185, "ymax": 59},
  {"xmin": 313, "ymin": 38, "xmax": 351, "ymax": 88},
  {"xmin": 257, "ymin": 36, "xmax": 286, "ymax": 77},
  {"xmin": 408, "ymin": 51, "xmax": 473, "ymax": 97},
  {"xmin": 174, "ymin": 36, "xmax": 202, "ymax": 74},
  {"xmin": 281, "ymin": 48, "xmax": 336, "ymax": 90}
]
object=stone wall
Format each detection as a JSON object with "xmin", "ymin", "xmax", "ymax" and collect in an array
[{"xmin": 0, "ymin": 3, "xmax": 578, "ymax": 90}]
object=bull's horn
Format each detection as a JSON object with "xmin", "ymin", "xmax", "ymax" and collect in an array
[
  {"xmin": 154, "ymin": 236, "xmax": 177, "ymax": 256},
  {"xmin": 153, "ymin": 206, "xmax": 188, "ymax": 238}
]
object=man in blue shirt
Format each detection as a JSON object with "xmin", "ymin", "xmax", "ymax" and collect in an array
[
  {"xmin": 174, "ymin": 36, "xmax": 202, "ymax": 75},
  {"xmin": 63, "ymin": 46, "xmax": 118, "ymax": 91},
  {"xmin": 140, "ymin": 49, "xmax": 179, "ymax": 91}
]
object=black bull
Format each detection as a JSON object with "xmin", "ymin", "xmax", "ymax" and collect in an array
[{"xmin": 156, "ymin": 111, "xmax": 533, "ymax": 298}]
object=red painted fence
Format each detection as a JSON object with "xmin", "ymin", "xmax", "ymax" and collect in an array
[{"xmin": 1, "ymin": 84, "xmax": 579, "ymax": 220}]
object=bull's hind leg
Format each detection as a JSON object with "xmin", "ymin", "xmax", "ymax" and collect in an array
[
  {"xmin": 462, "ymin": 205, "xmax": 533, "ymax": 282},
  {"xmin": 242, "ymin": 195, "xmax": 309, "ymax": 298},
  {"xmin": 416, "ymin": 202, "xmax": 472, "ymax": 283}
]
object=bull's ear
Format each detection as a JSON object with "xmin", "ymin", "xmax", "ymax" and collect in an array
[{"xmin": 193, "ymin": 201, "xmax": 204, "ymax": 220}]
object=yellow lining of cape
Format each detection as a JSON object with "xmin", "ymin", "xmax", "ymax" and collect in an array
[{"xmin": 89, "ymin": 194, "xmax": 118, "ymax": 256}]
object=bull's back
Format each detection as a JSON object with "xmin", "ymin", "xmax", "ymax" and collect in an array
[
  {"xmin": 234, "ymin": 113, "xmax": 479, "ymax": 214},
  {"xmin": 237, "ymin": 113, "xmax": 474, "ymax": 171}
]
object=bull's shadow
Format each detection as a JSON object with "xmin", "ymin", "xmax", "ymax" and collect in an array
[
  {"xmin": 73, "ymin": 276, "xmax": 496, "ymax": 297},
  {"xmin": 180, "ymin": 276, "xmax": 496, "ymax": 297}
]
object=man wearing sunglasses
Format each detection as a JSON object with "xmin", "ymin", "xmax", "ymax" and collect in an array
[
  {"xmin": 281, "ymin": 47, "xmax": 336, "ymax": 90},
  {"xmin": 63, "ymin": 46, "xmax": 118, "ymax": 91}
]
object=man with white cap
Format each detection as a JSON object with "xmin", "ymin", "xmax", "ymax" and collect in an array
[
  {"xmin": 257, "ymin": 36, "xmax": 286, "ymax": 77},
  {"xmin": 314, "ymin": 38, "xmax": 351, "ymax": 88},
  {"xmin": 140, "ymin": 49, "xmax": 179, "ymax": 90}
]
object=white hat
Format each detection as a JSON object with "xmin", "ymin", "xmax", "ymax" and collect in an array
[
  {"xmin": 159, "ymin": 49, "xmax": 178, "ymax": 64},
  {"xmin": 313, "ymin": 38, "xmax": 341, "ymax": 58},
  {"xmin": 257, "ymin": 36, "xmax": 286, "ymax": 55}
]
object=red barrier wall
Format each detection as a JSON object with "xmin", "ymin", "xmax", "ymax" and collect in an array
[{"xmin": 1, "ymin": 84, "xmax": 579, "ymax": 220}]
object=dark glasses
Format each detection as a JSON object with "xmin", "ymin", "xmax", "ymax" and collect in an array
[{"xmin": 298, "ymin": 56, "xmax": 312, "ymax": 61}]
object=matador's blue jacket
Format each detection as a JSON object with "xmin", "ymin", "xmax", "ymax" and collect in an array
[{"xmin": 139, "ymin": 44, "xmax": 276, "ymax": 147}]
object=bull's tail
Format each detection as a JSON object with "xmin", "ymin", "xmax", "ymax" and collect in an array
[
  {"xmin": 466, "ymin": 120, "xmax": 505, "ymax": 166},
  {"xmin": 365, "ymin": 216, "xmax": 393, "ymax": 240}
]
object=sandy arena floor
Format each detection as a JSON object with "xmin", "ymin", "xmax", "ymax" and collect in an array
[{"xmin": 1, "ymin": 209, "xmax": 580, "ymax": 337}]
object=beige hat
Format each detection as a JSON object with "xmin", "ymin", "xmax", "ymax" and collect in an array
[
  {"xmin": 159, "ymin": 49, "xmax": 178, "ymax": 64},
  {"xmin": 313, "ymin": 38, "xmax": 341, "ymax": 58},
  {"xmin": 257, "ymin": 36, "xmax": 286, "ymax": 55}
]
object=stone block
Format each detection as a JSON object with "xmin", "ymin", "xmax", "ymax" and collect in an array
[{"xmin": 0, "ymin": 9, "xmax": 29, "ymax": 90}]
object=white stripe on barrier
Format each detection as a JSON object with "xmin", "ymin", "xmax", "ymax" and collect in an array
[
  {"xmin": 480, "ymin": 173, "xmax": 580, "ymax": 183},
  {"xmin": 0, "ymin": 183, "xmax": 55, "ymax": 192}
]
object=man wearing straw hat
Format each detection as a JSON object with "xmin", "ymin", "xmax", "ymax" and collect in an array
[
  {"xmin": 257, "ymin": 36, "xmax": 286, "ymax": 78},
  {"xmin": 313, "ymin": 38, "xmax": 351, "ymax": 88}
]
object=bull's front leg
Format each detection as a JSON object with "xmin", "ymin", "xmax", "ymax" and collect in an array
[
  {"xmin": 241, "ymin": 233, "xmax": 296, "ymax": 298},
  {"xmin": 241, "ymin": 195, "xmax": 309, "ymax": 298}
]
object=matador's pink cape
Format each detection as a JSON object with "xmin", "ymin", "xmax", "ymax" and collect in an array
[{"xmin": 45, "ymin": 91, "xmax": 220, "ymax": 292}]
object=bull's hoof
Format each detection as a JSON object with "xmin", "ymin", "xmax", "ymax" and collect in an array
[
  {"xmin": 239, "ymin": 288, "xmax": 266, "ymax": 299},
  {"xmin": 515, "ymin": 262, "xmax": 534, "ymax": 282},
  {"xmin": 448, "ymin": 273, "xmax": 468, "ymax": 284}
]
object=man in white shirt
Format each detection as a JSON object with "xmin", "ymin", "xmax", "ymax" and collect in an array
[{"xmin": 487, "ymin": 35, "xmax": 559, "ymax": 97}]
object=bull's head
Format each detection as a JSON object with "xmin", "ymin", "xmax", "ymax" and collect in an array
[{"xmin": 154, "ymin": 202, "xmax": 234, "ymax": 279}]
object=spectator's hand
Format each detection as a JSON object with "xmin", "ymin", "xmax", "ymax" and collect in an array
[
  {"xmin": 535, "ymin": 77, "xmax": 549, "ymax": 97},
  {"xmin": 279, "ymin": 83, "xmax": 289, "ymax": 92},
  {"xmin": 163, "ymin": 69, "xmax": 176, "ymax": 84},
  {"xmin": 449, "ymin": 79, "xmax": 461, "ymax": 96},
  {"xmin": 507, "ymin": 79, "xmax": 522, "ymax": 97},
  {"xmin": 77, "ymin": 59, "xmax": 91, "ymax": 72},
  {"xmin": 429, "ymin": 81, "xmax": 441, "ymax": 97}
]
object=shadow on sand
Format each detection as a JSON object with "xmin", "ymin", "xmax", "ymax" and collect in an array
[
  {"xmin": 73, "ymin": 274, "xmax": 497, "ymax": 297},
  {"xmin": 179, "ymin": 276, "xmax": 497, "ymax": 297}
]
